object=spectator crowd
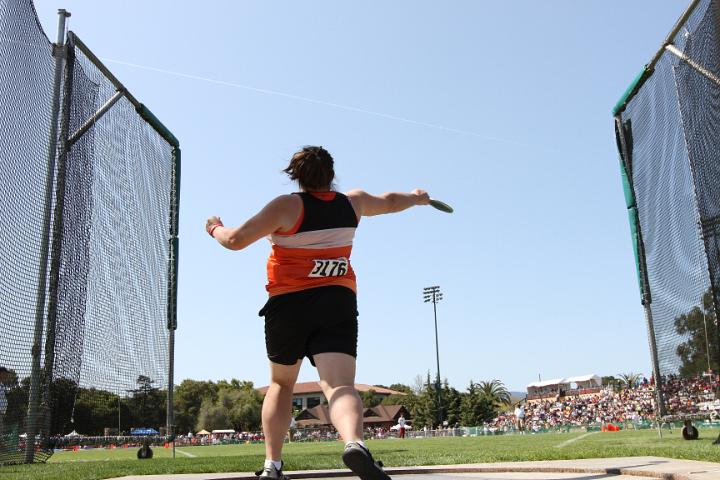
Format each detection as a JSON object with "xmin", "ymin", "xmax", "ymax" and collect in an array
[{"xmin": 489, "ymin": 375, "xmax": 719, "ymax": 433}]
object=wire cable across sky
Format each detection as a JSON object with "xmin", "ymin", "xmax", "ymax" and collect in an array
[{"xmin": 102, "ymin": 57, "xmax": 530, "ymax": 147}]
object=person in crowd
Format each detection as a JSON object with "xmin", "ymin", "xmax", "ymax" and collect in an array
[{"xmin": 513, "ymin": 403, "xmax": 525, "ymax": 433}]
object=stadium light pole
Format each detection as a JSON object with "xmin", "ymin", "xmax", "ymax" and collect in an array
[{"xmin": 423, "ymin": 286, "xmax": 443, "ymax": 427}]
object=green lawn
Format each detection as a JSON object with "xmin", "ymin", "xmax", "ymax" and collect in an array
[{"xmin": 2, "ymin": 430, "xmax": 720, "ymax": 480}]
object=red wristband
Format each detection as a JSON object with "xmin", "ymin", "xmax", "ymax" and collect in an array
[{"xmin": 209, "ymin": 223, "xmax": 223, "ymax": 237}]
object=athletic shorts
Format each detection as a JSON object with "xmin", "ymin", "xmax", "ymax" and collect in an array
[{"xmin": 258, "ymin": 285, "xmax": 358, "ymax": 366}]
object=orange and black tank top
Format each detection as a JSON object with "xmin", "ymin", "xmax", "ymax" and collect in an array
[{"xmin": 266, "ymin": 191, "xmax": 359, "ymax": 296}]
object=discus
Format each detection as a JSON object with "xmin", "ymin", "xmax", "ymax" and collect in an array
[{"xmin": 429, "ymin": 199, "xmax": 453, "ymax": 213}]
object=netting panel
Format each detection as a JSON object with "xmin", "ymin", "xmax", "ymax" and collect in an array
[
  {"xmin": 623, "ymin": 50, "xmax": 708, "ymax": 377},
  {"xmin": 69, "ymin": 45, "xmax": 172, "ymax": 396},
  {"xmin": 44, "ymin": 42, "xmax": 173, "ymax": 441},
  {"xmin": 674, "ymin": 1, "xmax": 720, "ymax": 375},
  {"xmin": 616, "ymin": 0, "xmax": 720, "ymax": 417},
  {"xmin": 0, "ymin": 0, "xmax": 177, "ymax": 464},
  {"xmin": 0, "ymin": 0, "xmax": 57, "ymax": 463}
]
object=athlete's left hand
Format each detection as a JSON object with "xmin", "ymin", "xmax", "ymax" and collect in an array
[
  {"xmin": 206, "ymin": 216, "xmax": 223, "ymax": 236},
  {"xmin": 411, "ymin": 188, "xmax": 430, "ymax": 205}
]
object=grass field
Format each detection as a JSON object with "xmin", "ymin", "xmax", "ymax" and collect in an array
[{"xmin": 3, "ymin": 430, "xmax": 720, "ymax": 480}]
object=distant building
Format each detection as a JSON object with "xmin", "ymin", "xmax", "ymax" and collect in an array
[
  {"xmin": 296, "ymin": 404, "xmax": 411, "ymax": 430},
  {"xmin": 526, "ymin": 374, "xmax": 602, "ymax": 401},
  {"xmin": 256, "ymin": 381, "xmax": 406, "ymax": 410}
]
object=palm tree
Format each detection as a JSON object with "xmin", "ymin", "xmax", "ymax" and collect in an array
[
  {"xmin": 617, "ymin": 372, "xmax": 642, "ymax": 389},
  {"xmin": 478, "ymin": 379, "xmax": 511, "ymax": 409}
]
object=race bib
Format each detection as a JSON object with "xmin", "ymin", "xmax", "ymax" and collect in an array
[{"xmin": 308, "ymin": 257, "xmax": 349, "ymax": 278}]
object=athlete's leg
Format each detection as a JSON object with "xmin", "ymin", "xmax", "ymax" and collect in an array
[
  {"xmin": 313, "ymin": 352, "xmax": 363, "ymax": 442},
  {"xmin": 315, "ymin": 352, "xmax": 391, "ymax": 480},
  {"xmin": 263, "ymin": 359, "xmax": 302, "ymax": 462}
]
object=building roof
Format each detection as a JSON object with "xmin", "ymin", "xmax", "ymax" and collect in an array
[
  {"xmin": 565, "ymin": 374, "xmax": 601, "ymax": 384},
  {"xmin": 526, "ymin": 374, "xmax": 601, "ymax": 389},
  {"xmin": 526, "ymin": 378, "xmax": 568, "ymax": 388},
  {"xmin": 362, "ymin": 405, "xmax": 409, "ymax": 423},
  {"xmin": 294, "ymin": 404, "xmax": 410, "ymax": 427},
  {"xmin": 295, "ymin": 405, "xmax": 332, "ymax": 426},
  {"xmin": 257, "ymin": 381, "xmax": 406, "ymax": 396}
]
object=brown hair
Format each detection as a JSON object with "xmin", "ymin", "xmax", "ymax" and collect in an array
[{"xmin": 283, "ymin": 146, "xmax": 334, "ymax": 191}]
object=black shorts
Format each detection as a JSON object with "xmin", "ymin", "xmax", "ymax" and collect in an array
[{"xmin": 258, "ymin": 285, "xmax": 358, "ymax": 366}]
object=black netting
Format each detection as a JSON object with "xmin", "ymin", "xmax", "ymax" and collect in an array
[
  {"xmin": 0, "ymin": 0, "xmax": 177, "ymax": 464},
  {"xmin": 674, "ymin": 0, "xmax": 720, "ymax": 384},
  {"xmin": 0, "ymin": 0, "xmax": 59, "ymax": 464},
  {"xmin": 58, "ymin": 43, "xmax": 174, "ymax": 439},
  {"xmin": 615, "ymin": 0, "xmax": 720, "ymax": 419}
]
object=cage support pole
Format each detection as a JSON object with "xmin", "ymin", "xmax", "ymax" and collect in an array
[{"xmin": 25, "ymin": 8, "xmax": 71, "ymax": 464}]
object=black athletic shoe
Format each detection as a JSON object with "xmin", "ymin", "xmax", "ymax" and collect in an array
[
  {"xmin": 342, "ymin": 442, "xmax": 391, "ymax": 480},
  {"xmin": 255, "ymin": 462, "xmax": 290, "ymax": 480}
]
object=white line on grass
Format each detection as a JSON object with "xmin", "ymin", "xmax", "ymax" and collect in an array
[
  {"xmin": 554, "ymin": 431, "xmax": 597, "ymax": 448},
  {"xmin": 175, "ymin": 449, "xmax": 197, "ymax": 458}
]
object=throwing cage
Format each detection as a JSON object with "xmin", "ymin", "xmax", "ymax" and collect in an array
[
  {"xmin": 613, "ymin": 0, "xmax": 720, "ymax": 439},
  {"xmin": 0, "ymin": 0, "xmax": 179, "ymax": 464}
]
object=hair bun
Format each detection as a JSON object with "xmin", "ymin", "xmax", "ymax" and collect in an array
[{"xmin": 283, "ymin": 146, "xmax": 335, "ymax": 190}]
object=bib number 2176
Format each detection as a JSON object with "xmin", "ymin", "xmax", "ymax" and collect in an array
[{"xmin": 308, "ymin": 257, "xmax": 349, "ymax": 278}]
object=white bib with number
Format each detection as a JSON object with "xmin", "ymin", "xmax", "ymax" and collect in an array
[{"xmin": 308, "ymin": 257, "xmax": 349, "ymax": 278}]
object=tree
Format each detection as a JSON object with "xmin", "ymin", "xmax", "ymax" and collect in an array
[
  {"xmin": 360, "ymin": 389, "xmax": 382, "ymax": 408},
  {"xmin": 411, "ymin": 374, "xmax": 425, "ymax": 395},
  {"xmin": 442, "ymin": 381, "xmax": 462, "ymax": 427},
  {"xmin": 617, "ymin": 372, "xmax": 642, "ymax": 389},
  {"xmin": 127, "ymin": 375, "xmax": 165, "ymax": 429},
  {"xmin": 601, "ymin": 375, "xmax": 621, "ymax": 391},
  {"xmin": 228, "ymin": 382, "xmax": 263, "ymax": 431},
  {"xmin": 412, "ymin": 373, "xmax": 440, "ymax": 428},
  {"xmin": 477, "ymin": 379, "xmax": 510, "ymax": 410},
  {"xmin": 460, "ymin": 381, "xmax": 494, "ymax": 426},
  {"xmin": 195, "ymin": 381, "xmax": 262, "ymax": 432},
  {"xmin": 388, "ymin": 383, "xmax": 413, "ymax": 395},
  {"xmin": 674, "ymin": 290, "xmax": 720, "ymax": 377},
  {"xmin": 73, "ymin": 388, "xmax": 122, "ymax": 435},
  {"xmin": 4, "ymin": 372, "xmax": 29, "ymax": 434},
  {"xmin": 174, "ymin": 379, "xmax": 219, "ymax": 434},
  {"xmin": 49, "ymin": 377, "xmax": 80, "ymax": 435},
  {"xmin": 381, "ymin": 384, "xmax": 416, "ymax": 410},
  {"xmin": 196, "ymin": 395, "xmax": 228, "ymax": 432}
]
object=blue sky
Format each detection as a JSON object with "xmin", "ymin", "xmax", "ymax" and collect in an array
[{"xmin": 35, "ymin": 0, "xmax": 689, "ymax": 392}]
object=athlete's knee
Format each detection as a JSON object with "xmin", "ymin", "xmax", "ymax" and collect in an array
[
  {"xmin": 268, "ymin": 376, "xmax": 296, "ymax": 391},
  {"xmin": 320, "ymin": 382, "xmax": 358, "ymax": 403}
]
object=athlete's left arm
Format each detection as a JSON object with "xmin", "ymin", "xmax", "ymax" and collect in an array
[{"xmin": 206, "ymin": 195, "xmax": 294, "ymax": 251}]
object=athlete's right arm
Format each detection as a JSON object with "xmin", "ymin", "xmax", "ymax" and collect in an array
[
  {"xmin": 346, "ymin": 189, "xmax": 430, "ymax": 217},
  {"xmin": 206, "ymin": 195, "xmax": 300, "ymax": 251}
]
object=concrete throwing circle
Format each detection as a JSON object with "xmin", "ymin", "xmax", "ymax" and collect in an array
[{"xmin": 316, "ymin": 475, "xmax": 639, "ymax": 480}]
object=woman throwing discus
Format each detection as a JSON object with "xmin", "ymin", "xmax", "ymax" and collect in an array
[{"xmin": 206, "ymin": 146, "xmax": 430, "ymax": 480}]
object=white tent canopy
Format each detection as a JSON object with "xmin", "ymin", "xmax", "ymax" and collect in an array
[
  {"xmin": 565, "ymin": 374, "xmax": 601, "ymax": 386},
  {"xmin": 526, "ymin": 378, "xmax": 567, "ymax": 389},
  {"xmin": 527, "ymin": 374, "xmax": 602, "ymax": 391},
  {"xmin": 390, "ymin": 424, "xmax": 413, "ymax": 430}
]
